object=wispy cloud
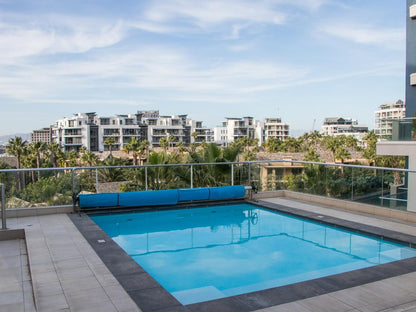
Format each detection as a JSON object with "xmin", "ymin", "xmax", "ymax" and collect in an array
[
  {"xmin": 143, "ymin": 0, "xmax": 287, "ymax": 27},
  {"xmin": 319, "ymin": 22, "xmax": 405, "ymax": 46},
  {"xmin": 0, "ymin": 14, "xmax": 126, "ymax": 59}
]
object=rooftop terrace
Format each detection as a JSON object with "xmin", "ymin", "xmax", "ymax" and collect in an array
[{"xmin": 1, "ymin": 161, "xmax": 416, "ymax": 311}]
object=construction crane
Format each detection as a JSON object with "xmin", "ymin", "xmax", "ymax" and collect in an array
[{"xmin": 310, "ymin": 119, "xmax": 316, "ymax": 134}]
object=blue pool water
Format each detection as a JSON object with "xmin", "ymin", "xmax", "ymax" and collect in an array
[{"xmin": 91, "ymin": 203, "xmax": 416, "ymax": 305}]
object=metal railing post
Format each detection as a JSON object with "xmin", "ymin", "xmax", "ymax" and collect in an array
[
  {"xmin": 71, "ymin": 169, "xmax": 76, "ymax": 213},
  {"xmin": 351, "ymin": 167, "xmax": 354, "ymax": 200},
  {"xmin": 190, "ymin": 165, "xmax": 193, "ymax": 189},
  {"xmin": 1, "ymin": 184, "xmax": 6, "ymax": 230},
  {"xmin": 145, "ymin": 167, "xmax": 148, "ymax": 191},
  {"xmin": 231, "ymin": 164, "xmax": 234, "ymax": 186},
  {"xmin": 248, "ymin": 162, "xmax": 251, "ymax": 185},
  {"xmin": 381, "ymin": 169, "xmax": 384, "ymax": 207},
  {"xmin": 95, "ymin": 169, "xmax": 99, "ymax": 193}
]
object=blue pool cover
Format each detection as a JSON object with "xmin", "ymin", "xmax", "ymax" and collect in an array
[{"xmin": 79, "ymin": 185, "xmax": 246, "ymax": 208}]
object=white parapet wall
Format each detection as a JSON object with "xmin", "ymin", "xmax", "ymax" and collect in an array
[
  {"xmin": 411, "ymin": 73, "xmax": 416, "ymax": 86},
  {"xmin": 410, "ymin": 4, "xmax": 416, "ymax": 19}
]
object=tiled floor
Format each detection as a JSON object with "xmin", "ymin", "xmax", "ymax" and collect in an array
[
  {"xmin": 0, "ymin": 238, "xmax": 35, "ymax": 311},
  {"xmin": 5, "ymin": 214, "xmax": 141, "ymax": 312},
  {"xmin": 3, "ymin": 198, "xmax": 416, "ymax": 311}
]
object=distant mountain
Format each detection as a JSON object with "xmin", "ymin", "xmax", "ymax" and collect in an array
[{"xmin": 0, "ymin": 133, "xmax": 31, "ymax": 146}]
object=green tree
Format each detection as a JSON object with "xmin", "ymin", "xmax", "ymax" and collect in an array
[
  {"xmin": 46, "ymin": 142, "xmax": 64, "ymax": 168},
  {"xmin": 168, "ymin": 134, "xmax": 177, "ymax": 149},
  {"xmin": 304, "ymin": 148, "xmax": 321, "ymax": 162},
  {"xmin": 262, "ymin": 137, "xmax": 282, "ymax": 153},
  {"xmin": 81, "ymin": 151, "xmax": 98, "ymax": 167},
  {"xmin": 362, "ymin": 131, "xmax": 378, "ymax": 166},
  {"xmin": 334, "ymin": 146, "xmax": 351, "ymax": 164},
  {"xmin": 122, "ymin": 137, "xmax": 140, "ymax": 166},
  {"xmin": 104, "ymin": 137, "xmax": 116, "ymax": 156},
  {"xmin": 159, "ymin": 137, "xmax": 169, "ymax": 150},
  {"xmin": 6, "ymin": 137, "xmax": 27, "ymax": 190},
  {"xmin": 322, "ymin": 136, "xmax": 339, "ymax": 162},
  {"xmin": 28, "ymin": 141, "xmax": 46, "ymax": 181},
  {"xmin": 191, "ymin": 132, "xmax": 198, "ymax": 144}
]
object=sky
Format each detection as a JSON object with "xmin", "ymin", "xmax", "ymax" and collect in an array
[{"xmin": 0, "ymin": 0, "xmax": 407, "ymax": 136}]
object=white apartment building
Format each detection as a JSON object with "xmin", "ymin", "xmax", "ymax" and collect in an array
[
  {"xmin": 320, "ymin": 117, "xmax": 368, "ymax": 141},
  {"xmin": 264, "ymin": 118, "xmax": 290, "ymax": 141},
  {"xmin": 213, "ymin": 117, "xmax": 267, "ymax": 146},
  {"xmin": 53, "ymin": 113, "xmax": 99, "ymax": 152},
  {"xmin": 374, "ymin": 100, "xmax": 406, "ymax": 140},
  {"xmin": 98, "ymin": 114, "xmax": 145, "ymax": 151},
  {"xmin": 52, "ymin": 111, "xmax": 211, "ymax": 152}
]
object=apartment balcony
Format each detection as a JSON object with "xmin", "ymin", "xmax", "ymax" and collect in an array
[{"xmin": 410, "ymin": 4, "xmax": 416, "ymax": 19}]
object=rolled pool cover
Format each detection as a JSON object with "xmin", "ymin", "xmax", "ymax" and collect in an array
[
  {"xmin": 118, "ymin": 189, "xmax": 179, "ymax": 207},
  {"xmin": 178, "ymin": 188, "xmax": 210, "ymax": 202},
  {"xmin": 79, "ymin": 193, "xmax": 119, "ymax": 208},
  {"xmin": 208, "ymin": 185, "xmax": 246, "ymax": 200}
]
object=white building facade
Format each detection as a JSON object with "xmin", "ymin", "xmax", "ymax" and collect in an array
[
  {"xmin": 264, "ymin": 118, "xmax": 290, "ymax": 141},
  {"xmin": 213, "ymin": 117, "xmax": 289, "ymax": 146},
  {"xmin": 52, "ymin": 111, "xmax": 211, "ymax": 152},
  {"xmin": 320, "ymin": 117, "xmax": 368, "ymax": 141},
  {"xmin": 374, "ymin": 100, "xmax": 406, "ymax": 140}
]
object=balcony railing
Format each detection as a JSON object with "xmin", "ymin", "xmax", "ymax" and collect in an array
[
  {"xmin": 385, "ymin": 118, "xmax": 416, "ymax": 141},
  {"xmin": 0, "ymin": 160, "xmax": 414, "ymax": 213}
]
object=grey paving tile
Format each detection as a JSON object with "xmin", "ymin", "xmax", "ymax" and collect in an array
[
  {"xmin": 36, "ymin": 293, "xmax": 69, "ymax": 312},
  {"xmin": 111, "ymin": 297, "xmax": 142, "ymax": 312},
  {"xmin": 70, "ymin": 299, "xmax": 117, "ymax": 312},
  {"xmin": 60, "ymin": 275, "xmax": 101, "ymax": 292},
  {"xmin": 329, "ymin": 286, "xmax": 397, "ymax": 312},
  {"xmin": 254, "ymin": 301, "xmax": 312, "ymax": 312},
  {"xmin": 297, "ymin": 294, "xmax": 356, "ymax": 312},
  {"xmin": 0, "ymin": 290, "xmax": 24, "ymax": 305},
  {"xmin": 378, "ymin": 300, "xmax": 416, "ymax": 312},
  {"xmin": 33, "ymin": 280, "xmax": 64, "ymax": 297},
  {"xmin": 0, "ymin": 278, "xmax": 22, "ymax": 292},
  {"xmin": 54, "ymin": 256, "xmax": 88, "ymax": 271},
  {"xmin": 65, "ymin": 286, "xmax": 111, "ymax": 308},
  {"xmin": 0, "ymin": 302, "xmax": 25, "ymax": 311}
]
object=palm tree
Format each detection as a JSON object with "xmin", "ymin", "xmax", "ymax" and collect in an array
[
  {"xmin": 322, "ymin": 136, "xmax": 339, "ymax": 163},
  {"xmin": 103, "ymin": 137, "xmax": 116, "ymax": 156},
  {"xmin": 6, "ymin": 137, "xmax": 27, "ymax": 190},
  {"xmin": 262, "ymin": 137, "xmax": 281, "ymax": 153},
  {"xmin": 159, "ymin": 137, "xmax": 168, "ymax": 151},
  {"xmin": 81, "ymin": 151, "xmax": 99, "ymax": 167},
  {"xmin": 28, "ymin": 141, "xmax": 46, "ymax": 181},
  {"xmin": 122, "ymin": 137, "xmax": 145, "ymax": 166},
  {"xmin": 168, "ymin": 134, "xmax": 177, "ymax": 150},
  {"xmin": 334, "ymin": 146, "xmax": 350, "ymax": 164},
  {"xmin": 46, "ymin": 142, "xmax": 63, "ymax": 168},
  {"xmin": 362, "ymin": 131, "xmax": 378, "ymax": 166},
  {"xmin": 65, "ymin": 150, "xmax": 80, "ymax": 167},
  {"xmin": 191, "ymin": 132, "xmax": 198, "ymax": 144}
]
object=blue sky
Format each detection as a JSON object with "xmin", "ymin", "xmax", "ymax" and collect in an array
[{"xmin": 0, "ymin": 0, "xmax": 406, "ymax": 136}]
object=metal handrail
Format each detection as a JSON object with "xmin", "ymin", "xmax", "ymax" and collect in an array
[
  {"xmin": 1, "ymin": 184, "xmax": 6, "ymax": 230},
  {"xmin": 0, "ymin": 159, "xmax": 414, "ymax": 174}
]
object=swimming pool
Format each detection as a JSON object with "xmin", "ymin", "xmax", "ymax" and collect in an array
[{"xmin": 91, "ymin": 203, "xmax": 416, "ymax": 305}]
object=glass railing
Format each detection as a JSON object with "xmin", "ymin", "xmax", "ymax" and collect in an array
[
  {"xmin": 387, "ymin": 117, "xmax": 416, "ymax": 141},
  {"xmin": 0, "ymin": 161, "xmax": 414, "ymax": 212}
]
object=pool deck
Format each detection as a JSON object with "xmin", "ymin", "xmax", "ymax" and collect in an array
[{"xmin": 2, "ymin": 197, "xmax": 416, "ymax": 311}]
